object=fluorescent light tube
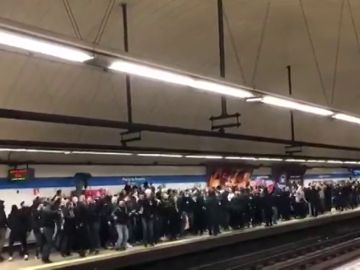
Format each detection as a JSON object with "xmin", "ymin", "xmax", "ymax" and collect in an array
[
  {"xmin": 71, "ymin": 151, "xmax": 132, "ymax": 156},
  {"xmin": 225, "ymin": 156, "xmax": 257, "ymax": 160},
  {"xmin": 285, "ymin": 159, "xmax": 306, "ymax": 162},
  {"xmin": 109, "ymin": 61, "xmax": 195, "ymax": 86},
  {"xmin": 0, "ymin": 148, "xmax": 25, "ymax": 152},
  {"xmin": 25, "ymin": 149, "xmax": 69, "ymax": 154},
  {"xmin": 332, "ymin": 113, "xmax": 360, "ymax": 125},
  {"xmin": 258, "ymin": 157, "xmax": 283, "ymax": 161},
  {"xmin": 158, "ymin": 154, "xmax": 183, "ymax": 158},
  {"xmin": 0, "ymin": 30, "xmax": 93, "ymax": 62},
  {"xmin": 246, "ymin": 97, "xmax": 263, "ymax": 102},
  {"xmin": 0, "ymin": 148, "xmax": 70, "ymax": 154},
  {"xmin": 344, "ymin": 161, "xmax": 357, "ymax": 164},
  {"xmin": 137, "ymin": 153, "xmax": 161, "ymax": 157},
  {"xmin": 137, "ymin": 153, "xmax": 183, "ymax": 158},
  {"xmin": 190, "ymin": 80, "xmax": 253, "ymax": 98},
  {"xmin": 326, "ymin": 160, "xmax": 343, "ymax": 164},
  {"xmin": 185, "ymin": 155, "xmax": 223, "ymax": 159},
  {"xmin": 262, "ymin": 96, "xmax": 333, "ymax": 116},
  {"xmin": 306, "ymin": 160, "xmax": 326, "ymax": 163},
  {"xmin": 109, "ymin": 60, "xmax": 253, "ymax": 99}
]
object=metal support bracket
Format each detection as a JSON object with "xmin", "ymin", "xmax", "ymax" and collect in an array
[
  {"xmin": 210, "ymin": 113, "xmax": 241, "ymax": 133},
  {"xmin": 120, "ymin": 130, "xmax": 142, "ymax": 146},
  {"xmin": 285, "ymin": 144, "xmax": 303, "ymax": 155},
  {"xmin": 209, "ymin": 0, "xmax": 242, "ymax": 134}
]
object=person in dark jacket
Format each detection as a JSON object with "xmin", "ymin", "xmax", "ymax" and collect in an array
[
  {"xmin": 179, "ymin": 190, "xmax": 195, "ymax": 234},
  {"xmin": 41, "ymin": 200, "xmax": 61, "ymax": 263},
  {"xmin": 73, "ymin": 196, "xmax": 89, "ymax": 257},
  {"xmin": 8, "ymin": 204, "xmax": 30, "ymax": 261},
  {"xmin": 262, "ymin": 188, "xmax": 274, "ymax": 227},
  {"xmin": 193, "ymin": 191, "xmax": 206, "ymax": 236},
  {"xmin": 205, "ymin": 190, "xmax": 220, "ymax": 236},
  {"xmin": 219, "ymin": 188, "xmax": 230, "ymax": 230},
  {"xmin": 127, "ymin": 195, "xmax": 140, "ymax": 244},
  {"xmin": 59, "ymin": 201, "xmax": 75, "ymax": 257},
  {"xmin": 250, "ymin": 191, "xmax": 263, "ymax": 226},
  {"xmin": 99, "ymin": 195, "xmax": 115, "ymax": 248},
  {"xmin": 160, "ymin": 192, "xmax": 179, "ymax": 240},
  {"xmin": 139, "ymin": 190, "xmax": 157, "ymax": 247},
  {"xmin": 324, "ymin": 183, "xmax": 333, "ymax": 212},
  {"xmin": 229, "ymin": 191, "xmax": 241, "ymax": 229},
  {"xmin": 87, "ymin": 197, "xmax": 101, "ymax": 254},
  {"xmin": 31, "ymin": 199, "xmax": 44, "ymax": 259},
  {"xmin": 0, "ymin": 200, "xmax": 7, "ymax": 261},
  {"xmin": 112, "ymin": 200, "xmax": 129, "ymax": 250},
  {"xmin": 308, "ymin": 185, "xmax": 320, "ymax": 217}
]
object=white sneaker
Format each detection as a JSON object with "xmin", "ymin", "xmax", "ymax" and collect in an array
[
  {"xmin": 126, "ymin": 243, "xmax": 133, "ymax": 248},
  {"xmin": 8, "ymin": 257, "xmax": 13, "ymax": 262},
  {"xmin": 24, "ymin": 254, "xmax": 29, "ymax": 260}
]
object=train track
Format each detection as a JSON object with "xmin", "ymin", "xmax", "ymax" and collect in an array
[{"xmin": 191, "ymin": 230, "xmax": 360, "ymax": 270}]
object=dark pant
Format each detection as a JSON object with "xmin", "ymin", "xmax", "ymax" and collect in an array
[
  {"xmin": 164, "ymin": 213, "xmax": 179, "ymax": 239},
  {"xmin": 207, "ymin": 217, "xmax": 220, "ymax": 236},
  {"xmin": 74, "ymin": 224, "xmax": 89, "ymax": 253},
  {"xmin": 88, "ymin": 222, "xmax": 100, "ymax": 251},
  {"xmin": 128, "ymin": 217, "xmax": 136, "ymax": 243},
  {"xmin": 0, "ymin": 228, "xmax": 6, "ymax": 256},
  {"xmin": 141, "ymin": 217, "xmax": 154, "ymax": 246},
  {"xmin": 59, "ymin": 229, "xmax": 74, "ymax": 255},
  {"xmin": 33, "ymin": 230, "xmax": 44, "ymax": 257},
  {"xmin": 310, "ymin": 202, "xmax": 318, "ymax": 217},
  {"xmin": 42, "ymin": 227, "xmax": 54, "ymax": 261},
  {"xmin": 8, "ymin": 231, "xmax": 28, "ymax": 257}
]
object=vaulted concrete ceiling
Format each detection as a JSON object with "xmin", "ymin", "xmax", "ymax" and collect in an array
[{"xmin": 0, "ymin": 0, "xmax": 360, "ymax": 163}]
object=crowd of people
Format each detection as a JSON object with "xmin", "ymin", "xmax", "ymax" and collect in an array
[{"xmin": 0, "ymin": 180, "xmax": 359, "ymax": 264}]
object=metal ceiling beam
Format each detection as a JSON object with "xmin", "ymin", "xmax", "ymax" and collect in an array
[{"xmin": 0, "ymin": 108, "xmax": 359, "ymax": 152}]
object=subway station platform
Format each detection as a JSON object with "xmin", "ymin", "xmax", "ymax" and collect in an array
[{"xmin": 4, "ymin": 208, "xmax": 360, "ymax": 270}]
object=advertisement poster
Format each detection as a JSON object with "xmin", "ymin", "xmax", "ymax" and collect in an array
[
  {"xmin": 271, "ymin": 164, "xmax": 306, "ymax": 186},
  {"xmin": 208, "ymin": 166, "xmax": 252, "ymax": 188}
]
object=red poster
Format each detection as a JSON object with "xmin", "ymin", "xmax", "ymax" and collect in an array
[
  {"xmin": 84, "ymin": 189, "xmax": 106, "ymax": 198},
  {"xmin": 208, "ymin": 167, "xmax": 251, "ymax": 188}
]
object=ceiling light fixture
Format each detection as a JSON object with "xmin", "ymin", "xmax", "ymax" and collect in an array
[
  {"xmin": 6, "ymin": 26, "xmax": 360, "ymax": 129},
  {"xmin": 136, "ymin": 153, "xmax": 183, "ymax": 158},
  {"xmin": 25, "ymin": 149, "xmax": 71, "ymax": 154},
  {"xmin": 246, "ymin": 97, "xmax": 263, "ymax": 102},
  {"xmin": 109, "ymin": 60, "xmax": 253, "ymax": 99},
  {"xmin": 306, "ymin": 160, "xmax": 326, "ymax": 163},
  {"xmin": 0, "ymin": 148, "xmax": 71, "ymax": 154},
  {"xmin": 158, "ymin": 154, "xmax": 183, "ymax": 158},
  {"xmin": 258, "ymin": 157, "xmax": 283, "ymax": 161},
  {"xmin": 344, "ymin": 161, "xmax": 357, "ymax": 164},
  {"xmin": 185, "ymin": 155, "xmax": 223, "ymax": 159},
  {"xmin": 109, "ymin": 61, "xmax": 195, "ymax": 86},
  {"xmin": 285, "ymin": 159, "xmax": 306, "ymax": 162},
  {"xmin": 225, "ymin": 156, "xmax": 257, "ymax": 160},
  {"xmin": 190, "ymin": 80, "xmax": 253, "ymax": 98},
  {"xmin": 332, "ymin": 113, "xmax": 360, "ymax": 125},
  {"xmin": 137, "ymin": 153, "xmax": 161, "ymax": 157},
  {"xmin": 326, "ymin": 160, "xmax": 344, "ymax": 164},
  {"xmin": 71, "ymin": 151, "xmax": 132, "ymax": 156},
  {"xmin": 262, "ymin": 96, "xmax": 334, "ymax": 116},
  {"xmin": 0, "ymin": 29, "xmax": 93, "ymax": 62}
]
